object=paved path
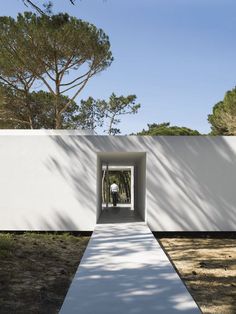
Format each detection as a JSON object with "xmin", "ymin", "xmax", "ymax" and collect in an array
[{"xmin": 59, "ymin": 222, "xmax": 200, "ymax": 314}]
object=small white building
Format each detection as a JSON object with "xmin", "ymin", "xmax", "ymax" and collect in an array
[{"xmin": 0, "ymin": 130, "xmax": 235, "ymax": 231}]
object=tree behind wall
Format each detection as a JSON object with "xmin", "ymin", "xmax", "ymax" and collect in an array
[
  {"xmin": 102, "ymin": 170, "xmax": 131, "ymax": 204},
  {"xmin": 136, "ymin": 122, "xmax": 201, "ymax": 136},
  {"xmin": 0, "ymin": 87, "xmax": 79, "ymax": 129},
  {"xmin": 75, "ymin": 97, "xmax": 106, "ymax": 131},
  {"xmin": 78, "ymin": 93, "xmax": 140, "ymax": 135},
  {"xmin": 0, "ymin": 12, "xmax": 113, "ymax": 129},
  {"xmin": 208, "ymin": 87, "xmax": 236, "ymax": 135}
]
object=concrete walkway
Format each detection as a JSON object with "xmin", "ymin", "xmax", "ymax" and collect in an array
[{"xmin": 59, "ymin": 222, "xmax": 200, "ymax": 314}]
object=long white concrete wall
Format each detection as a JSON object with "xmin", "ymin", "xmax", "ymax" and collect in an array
[
  {"xmin": 0, "ymin": 131, "xmax": 236, "ymax": 231},
  {"xmin": 0, "ymin": 132, "xmax": 97, "ymax": 231}
]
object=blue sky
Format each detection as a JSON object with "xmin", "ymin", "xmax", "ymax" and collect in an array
[{"xmin": 2, "ymin": 0, "xmax": 236, "ymax": 134}]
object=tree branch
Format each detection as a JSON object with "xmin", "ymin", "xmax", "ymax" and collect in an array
[
  {"xmin": 0, "ymin": 75, "xmax": 24, "ymax": 93},
  {"xmin": 23, "ymin": 0, "xmax": 76, "ymax": 15},
  {"xmin": 27, "ymin": 76, "xmax": 36, "ymax": 90},
  {"xmin": 59, "ymin": 71, "xmax": 93, "ymax": 115},
  {"xmin": 58, "ymin": 55, "xmax": 75, "ymax": 80},
  {"xmin": 60, "ymin": 82, "xmax": 84, "ymax": 94},
  {"xmin": 0, "ymin": 116, "xmax": 31, "ymax": 126},
  {"xmin": 23, "ymin": 0, "xmax": 46, "ymax": 15},
  {"xmin": 43, "ymin": 67, "xmax": 56, "ymax": 82},
  {"xmin": 60, "ymin": 71, "xmax": 91, "ymax": 87},
  {"xmin": 37, "ymin": 75, "xmax": 56, "ymax": 95},
  {"xmin": 58, "ymin": 57, "xmax": 86, "ymax": 82}
]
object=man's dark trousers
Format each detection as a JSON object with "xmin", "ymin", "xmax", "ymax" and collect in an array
[{"xmin": 112, "ymin": 192, "xmax": 118, "ymax": 206}]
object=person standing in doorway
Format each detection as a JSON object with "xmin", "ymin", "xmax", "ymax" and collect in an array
[{"xmin": 110, "ymin": 181, "xmax": 119, "ymax": 207}]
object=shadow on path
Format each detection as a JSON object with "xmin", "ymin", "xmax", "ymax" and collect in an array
[{"xmin": 59, "ymin": 222, "xmax": 200, "ymax": 314}]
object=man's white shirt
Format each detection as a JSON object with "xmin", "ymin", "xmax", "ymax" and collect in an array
[{"xmin": 110, "ymin": 183, "xmax": 119, "ymax": 193}]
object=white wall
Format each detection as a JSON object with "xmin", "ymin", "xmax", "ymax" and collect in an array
[
  {"xmin": 145, "ymin": 136, "xmax": 236, "ymax": 231},
  {"xmin": 137, "ymin": 154, "xmax": 146, "ymax": 221},
  {"xmin": 0, "ymin": 133, "xmax": 97, "ymax": 230},
  {"xmin": 0, "ymin": 132, "xmax": 236, "ymax": 231}
]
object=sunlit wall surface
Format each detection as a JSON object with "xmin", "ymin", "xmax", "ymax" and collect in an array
[{"xmin": 0, "ymin": 131, "xmax": 235, "ymax": 231}]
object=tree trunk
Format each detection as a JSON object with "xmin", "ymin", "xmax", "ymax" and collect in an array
[
  {"xmin": 108, "ymin": 113, "xmax": 116, "ymax": 135},
  {"xmin": 121, "ymin": 172, "xmax": 130, "ymax": 203},
  {"xmin": 55, "ymin": 113, "xmax": 62, "ymax": 129},
  {"xmin": 55, "ymin": 73, "xmax": 61, "ymax": 129},
  {"xmin": 28, "ymin": 116, "xmax": 33, "ymax": 129},
  {"xmin": 102, "ymin": 169, "xmax": 106, "ymax": 203}
]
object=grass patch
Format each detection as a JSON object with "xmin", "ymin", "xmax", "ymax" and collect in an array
[{"xmin": 0, "ymin": 233, "xmax": 14, "ymax": 257}]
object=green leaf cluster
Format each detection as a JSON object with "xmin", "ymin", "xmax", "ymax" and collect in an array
[
  {"xmin": 0, "ymin": 86, "xmax": 78, "ymax": 129},
  {"xmin": 136, "ymin": 122, "xmax": 201, "ymax": 136},
  {"xmin": 208, "ymin": 87, "xmax": 236, "ymax": 135},
  {"xmin": 77, "ymin": 93, "xmax": 141, "ymax": 135}
]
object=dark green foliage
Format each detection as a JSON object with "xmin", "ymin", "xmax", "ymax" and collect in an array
[
  {"xmin": 75, "ymin": 97, "xmax": 106, "ymax": 130},
  {"xmin": 102, "ymin": 170, "xmax": 131, "ymax": 204},
  {"xmin": 208, "ymin": 87, "xmax": 236, "ymax": 135},
  {"xmin": 0, "ymin": 12, "xmax": 113, "ymax": 128},
  {"xmin": 0, "ymin": 87, "xmax": 79, "ymax": 129},
  {"xmin": 136, "ymin": 122, "xmax": 201, "ymax": 136}
]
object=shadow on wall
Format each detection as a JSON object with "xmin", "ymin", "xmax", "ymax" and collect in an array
[
  {"xmin": 43, "ymin": 136, "xmax": 98, "ymax": 230},
  {"xmin": 85, "ymin": 135, "xmax": 236, "ymax": 231},
  {"xmin": 43, "ymin": 135, "xmax": 236, "ymax": 231},
  {"xmin": 144, "ymin": 136, "xmax": 236, "ymax": 231},
  {"xmin": 44, "ymin": 135, "xmax": 147, "ymax": 230},
  {"xmin": 21, "ymin": 209, "xmax": 80, "ymax": 231}
]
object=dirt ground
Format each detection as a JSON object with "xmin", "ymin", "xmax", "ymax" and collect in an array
[
  {"xmin": 0, "ymin": 232, "xmax": 89, "ymax": 314},
  {"xmin": 159, "ymin": 237, "xmax": 236, "ymax": 314}
]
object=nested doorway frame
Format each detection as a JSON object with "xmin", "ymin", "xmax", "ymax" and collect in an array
[{"xmin": 96, "ymin": 152, "xmax": 146, "ymax": 223}]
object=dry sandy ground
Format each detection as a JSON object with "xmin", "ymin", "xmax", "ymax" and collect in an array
[{"xmin": 159, "ymin": 237, "xmax": 236, "ymax": 314}]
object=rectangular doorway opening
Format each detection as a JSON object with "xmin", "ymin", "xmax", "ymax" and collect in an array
[
  {"xmin": 102, "ymin": 165, "xmax": 134, "ymax": 210},
  {"xmin": 96, "ymin": 152, "xmax": 146, "ymax": 224}
]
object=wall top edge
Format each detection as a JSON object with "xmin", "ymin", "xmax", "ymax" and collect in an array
[
  {"xmin": 0, "ymin": 129, "xmax": 95, "ymax": 136},
  {"xmin": 0, "ymin": 130, "xmax": 235, "ymax": 138}
]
